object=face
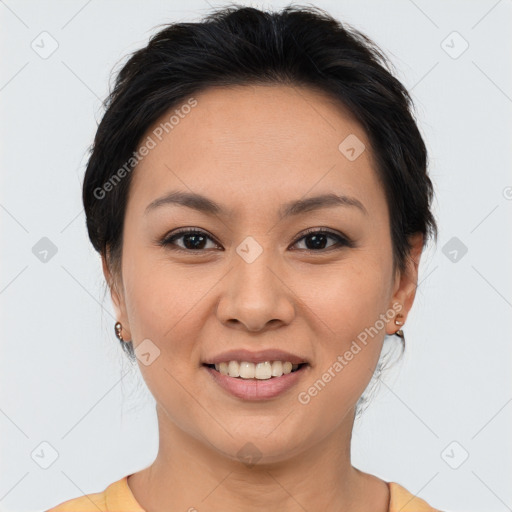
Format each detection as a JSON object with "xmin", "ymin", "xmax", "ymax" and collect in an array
[{"xmin": 104, "ymin": 84, "xmax": 422, "ymax": 464}]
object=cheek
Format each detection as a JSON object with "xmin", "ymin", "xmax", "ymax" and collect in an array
[
  {"xmin": 294, "ymin": 268, "xmax": 390, "ymax": 424},
  {"xmin": 296, "ymin": 253, "xmax": 393, "ymax": 400},
  {"xmin": 301, "ymin": 256, "xmax": 392, "ymax": 338},
  {"xmin": 122, "ymin": 251, "xmax": 205, "ymax": 353}
]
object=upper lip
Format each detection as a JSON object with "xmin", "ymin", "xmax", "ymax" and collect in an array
[{"xmin": 203, "ymin": 349, "xmax": 309, "ymax": 365}]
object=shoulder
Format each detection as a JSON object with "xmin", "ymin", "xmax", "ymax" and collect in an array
[
  {"xmin": 388, "ymin": 481, "xmax": 443, "ymax": 512},
  {"xmin": 46, "ymin": 487, "xmax": 108, "ymax": 512},
  {"xmin": 46, "ymin": 475, "xmax": 143, "ymax": 512}
]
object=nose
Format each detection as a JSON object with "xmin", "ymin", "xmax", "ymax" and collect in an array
[{"xmin": 216, "ymin": 250, "xmax": 296, "ymax": 332}]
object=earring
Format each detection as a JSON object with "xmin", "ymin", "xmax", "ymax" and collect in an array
[
  {"xmin": 394, "ymin": 314, "xmax": 404, "ymax": 338},
  {"xmin": 114, "ymin": 321, "xmax": 124, "ymax": 341}
]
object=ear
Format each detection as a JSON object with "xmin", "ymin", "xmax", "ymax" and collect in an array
[
  {"xmin": 385, "ymin": 233, "xmax": 424, "ymax": 335},
  {"xmin": 101, "ymin": 252, "xmax": 131, "ymax": 342}
]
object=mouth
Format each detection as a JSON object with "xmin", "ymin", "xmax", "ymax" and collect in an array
[{"xmin": 202, "ymin": 361, "xmax": 310, "ymax": 401}]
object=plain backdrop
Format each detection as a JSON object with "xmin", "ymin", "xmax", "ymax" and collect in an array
[{"xmin": 1, "ymin": 1, "xmax": 511, "ymax": 511}]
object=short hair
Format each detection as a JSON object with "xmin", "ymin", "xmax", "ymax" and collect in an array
[{"xmin": 83, "ymin": 4, "xmax": 437, "ymax": 363}]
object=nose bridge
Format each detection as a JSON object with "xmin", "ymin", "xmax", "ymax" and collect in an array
[
  {"xmin": 217, "ymin": 235, "xmax": 295, "ymax": 330},
  {"xmin": 233, "ymin": 236, "xmax": 281, "ymax": 301}
]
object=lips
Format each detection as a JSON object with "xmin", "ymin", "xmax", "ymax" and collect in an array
[
  {"xmin": 201, "ymin": 348, "xmax": 311, "ymax": 400},
  {"xmin": 203, "ymin": 363, "xmax": 309, "ymax": 400}
]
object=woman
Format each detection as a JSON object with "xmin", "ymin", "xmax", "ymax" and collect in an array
[{"xmin": 48, "ymin": 4, "xmax": 443, "ymax": 511}]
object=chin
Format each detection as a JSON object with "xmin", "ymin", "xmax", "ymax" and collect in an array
[{"xmin": 200, "ymin": 426, "xmax": 310, "ymax": 467}]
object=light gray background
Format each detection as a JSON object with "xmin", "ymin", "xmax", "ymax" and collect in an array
[{"xmin": 1, "ymin": 1, "xmax": 511, "ymax": 511}]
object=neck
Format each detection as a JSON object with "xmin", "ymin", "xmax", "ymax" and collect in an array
[{"xmin": 127, "ymin": 405, "xmax": 389, "ymax": 512}]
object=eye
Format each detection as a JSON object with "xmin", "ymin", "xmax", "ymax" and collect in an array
[
  {"xmin": 159, "ymin": 227, "xmax": 353, "ymax": 253},
  {"xmin": 160, "ymin": 228, "xmax": 221, "ymax": 252},
  {"xmin": 290, "ymin": 228, "xmax": 352, "ymax": 251}
]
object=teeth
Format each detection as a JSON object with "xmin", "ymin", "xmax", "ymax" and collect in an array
[
  {"xmin": 271, "ymin": 361, "xmax": 283, "ymax": 376},
  {"xmin": 239, "ymin": 361, "xmax": 255, "ymax": 379},
  {"xmin": 212, "ymin": 361, "xmax": 303, "ymax": 379},
  {"xmin": 255, "ymin": 362, "xmax": 272, "ymax": 379},
  {"xmin": 227, "ymin": 360, "xmax": 240, "ymax": 377}
]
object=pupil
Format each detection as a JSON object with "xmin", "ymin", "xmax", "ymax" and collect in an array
[
  {"xmin": 306, "ymin": 234, "xmax": 327, "ymax": 250},
  {"xmin": 182, "ymin": 233, "xmax": 329, "ymax": 250},
  {"xmin": 184, "ymin": 234, "xmax": 206, "ymax": 250}
]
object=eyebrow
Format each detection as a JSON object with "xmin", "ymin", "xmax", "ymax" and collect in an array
[{"xmin": 145, "ymin": 190, "xmax": 368, "ymax": 218}]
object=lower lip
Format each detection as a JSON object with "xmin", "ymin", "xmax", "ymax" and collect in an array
[{"xmin": 203, "ymin": 365, "xmax": 308, "ymax": 401}]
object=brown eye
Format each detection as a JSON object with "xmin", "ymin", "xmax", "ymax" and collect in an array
[
  {"xmin": 161, "ymin": 229, "xmax": 220, "ymax": 251},
  {"xmin": 160, "ymin": 227, "xmax": 352, "ymax": 253},
  {"xmin": 291, "ymin": 229, "xmax": 352, "ymax": 251}
]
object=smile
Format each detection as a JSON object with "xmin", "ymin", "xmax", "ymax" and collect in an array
[{"xmin": 203, "ymin": 361, "xmax": 309, "ymax": 400}]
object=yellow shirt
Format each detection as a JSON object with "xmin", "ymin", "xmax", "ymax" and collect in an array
[{"xmin": 46, "ymin": 475, "xmax": 442, "ymax": 511}]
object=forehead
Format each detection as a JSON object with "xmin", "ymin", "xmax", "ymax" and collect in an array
[{"xmin": 129, "ymin": 84, "xmax": 387, "ymax": 220}]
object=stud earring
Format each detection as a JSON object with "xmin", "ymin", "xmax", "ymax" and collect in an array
[
  {"xmin": 394, "ymin": 314, "xmax": 404, "ymax": 338},
  {"xmin": 114, "ymin": 321, "xmax": 124, "ymax": 341}
]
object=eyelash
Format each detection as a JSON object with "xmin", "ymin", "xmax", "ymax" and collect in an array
[{"xmin": 159, "ymin": 227, "xmax": 353, "ymax": 254}]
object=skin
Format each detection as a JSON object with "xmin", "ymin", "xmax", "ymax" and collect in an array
[{"xmin": 102, "ymin": 84, "xmax": 423, "ymax": 512}]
